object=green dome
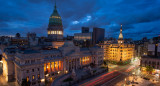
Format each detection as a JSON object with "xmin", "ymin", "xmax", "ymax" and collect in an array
[{"xmin": 49, "ymin": 5, "xmax": 62, "ymax": 26}]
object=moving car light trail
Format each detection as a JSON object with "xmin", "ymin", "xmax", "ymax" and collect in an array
[{"xmin": 80, "ymin": 65, "xmax": 137, "ymax": 86}]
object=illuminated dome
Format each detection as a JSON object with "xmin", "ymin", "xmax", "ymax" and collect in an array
[
  {"xmin": 47, "ymin": 1, "xmax": 63, "ymax": 41},
  {"xmin": 49, "ymin": 4, "xmax": 62, "ymax": 26}
]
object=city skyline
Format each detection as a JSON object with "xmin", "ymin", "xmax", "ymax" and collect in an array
[
  {"xmin": 1, "ymin": 1, "xmax": 160, "ymax": 86},
  {"xmin": 0, "ymin": 0, "xmax": 160, "ymax": 40}
]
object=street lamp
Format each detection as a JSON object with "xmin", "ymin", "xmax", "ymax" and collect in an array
[
  {"xmin": 66, "ymin": 70, "xmax": 68, "ymax": 73},
  {"xmin": 41, "ymin": 79, "xmax": 45, "ymax": 82},
  {"xmin": 58, "ymin": 71, "xmax": 60, "ymax": 74}
]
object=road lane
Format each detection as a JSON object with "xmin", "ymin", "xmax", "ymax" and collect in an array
[{"xmin": 79, "ymin": 64, "xmax": 138, "ymax": 86}]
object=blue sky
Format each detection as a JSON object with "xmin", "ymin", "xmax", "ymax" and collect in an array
[{"xmin": 0, "ymin": 0, "xmax": 160, "ymax": 40}]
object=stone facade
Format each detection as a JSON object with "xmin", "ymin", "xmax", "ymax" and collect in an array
[
  {"xmin": 141, "ymin": 56, "xmax": 160, "ymax": 69},
  {"xmin": 104, "ymin": 42, "xmax": 134, "ymax": 62},
  {"xmin": 1, "ymin": 41, "xmax": 104, "ymax": 86},
  {"xmin": 102, "ymin": 25, "xmax": 135, "ymax": 62}
]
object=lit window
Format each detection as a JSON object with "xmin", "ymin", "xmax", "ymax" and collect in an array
[
  {"xmin": 38, "ymin": 74, "xmax": 40, "ymax": 79},
  {"xmin": 27, "ymin": 76, "xmax": 29, "ymax": 82},
  {"xmin": 59, "ymin": 31, "xmax": 62, "ymax": 34},
  {"xmin": 32, "ymin": 75, "xmax": 35, "ymax": 80},
  {"xmin": 48, "ymin": 31, "xmax": 51, "ymax": 34}
]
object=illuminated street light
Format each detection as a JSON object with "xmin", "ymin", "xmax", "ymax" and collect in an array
[
  {"xmin": 58, "ymin": 71, "xmax": 60, "ymax": 74},
  {"xmin": 0, "ymin": 61, "xmax": 3, "ymax": 63},
  {"xmin": 41, "ymin": 79, "xmax": 45, "ymax": 82},
  {"xmin": 65, "ymin": 70, "xmax": 68, "ymax": 74},
  {"xmin": 45, "ymin": 74, "xmax": 49, "ymax": 77}
]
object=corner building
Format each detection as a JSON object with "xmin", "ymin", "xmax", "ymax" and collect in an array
[{"xmin": 104, "ymin": 25, "xmax": 135, "ymax": 62}]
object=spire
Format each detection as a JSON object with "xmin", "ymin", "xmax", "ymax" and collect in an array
[
  {"xmin": 49, "ymin": 0, "xmax": 62, "ymax": 26},
  {"xmin": 118, "ymin": 24, "xmax": 123, "ymax": 40},
  {"xmin": 54, "ymin": 0, "xmax": 57, "ymax": 9},
  {"xmin": 52, "ymin": 0, "xmax": 58, "ymax": 14}
]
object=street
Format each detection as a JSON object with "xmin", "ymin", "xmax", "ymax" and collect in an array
[
  {"xmin": 79, "ymin": 63, "xmax": 136, "ymax": 86},
  {"xmin": 79, "ymin": 57, "xmax": 151, "ymax": 86}
]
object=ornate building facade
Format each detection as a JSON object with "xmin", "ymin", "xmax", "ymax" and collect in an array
[
  {"xmin": 0, "ymin": 2, "xmax": 104, "ymax": 86},
  {"xmin": 103, "ymin": 25, "xmax": 135, "ymax": 62},
  {"xmin": 2, "ymin": 41, "xmax": 103, "ymax": 86}
]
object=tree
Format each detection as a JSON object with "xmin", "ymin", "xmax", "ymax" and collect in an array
[
  {"xmin": 104, "ymin": 61, "xmax": 108, "ymax": 66},
  {"xmin": 90, "ymin": 63, "xmax": 95, "ymax": 67},
  {"xmin": 146, "ymin": 66, "xmax": 154, "ymax": 74},
  {"xmin": 16, "ymin": 33, "xmax": 21, "ymax": 38},
  {"xmin": 21, "ymin": 79, "xmax": 30, "ymax": 86}
]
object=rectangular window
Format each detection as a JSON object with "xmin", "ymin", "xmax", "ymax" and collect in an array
[
  {"xmin": 27, "ymin": 76, "xmax": 29, "ymax": 82},
  {"xmin": 32, "ymin": 69, "xmax": 34, "ymax": 72},
  {"xmin": 37, "ymin": 74, "xmax": 40, "ymax": 79},
  {"xmin": 37, "ymin": 59, "xmax": 41, "ymax": 62},
  {"xmin": 26, "ymin": 70, "xmax": 29, "ymax": 73},
  {"xmin": 59, "ymin": 31, "xmax": 62, "ymax": 34},
  {"xmin": 31, "ymin": 60, "xmax": 35, "ymax": 63},
  {"xmin": 32, "ymin": 75, "xmax": 35, "ymax": 80},
  {"xmin": 25, "ymin": 60, "xmax": 30, "ymax": 64}
]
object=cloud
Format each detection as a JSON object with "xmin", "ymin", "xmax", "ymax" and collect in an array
[{"xmin": 0, "ymin": 0, "xmax": 160, "ymax": 40}]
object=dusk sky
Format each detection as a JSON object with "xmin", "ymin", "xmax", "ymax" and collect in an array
[{"xmin": 0, "ymin": 0, "xmax": 160, "ymax": 40}]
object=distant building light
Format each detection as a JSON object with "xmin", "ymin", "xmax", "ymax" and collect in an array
[
  {"xmin": 58, "ymin": 71, "xmax": 60, "ymax": 74},
  {"xmin": 45, "ymin": 74, "xmax": 49, "ymax": 77},
  {"xmin": 41, "ymin": 79, "xmax": 45, "ymax": 82},
  {"xmin": 65, "ymin": 70, "xmax": 68, "ymax": 74},
  {"xmin": 0, "ymin": 61, "xmax": 3, "ymax": 63}
]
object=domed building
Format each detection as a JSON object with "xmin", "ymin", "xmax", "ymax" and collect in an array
[{"xmin": 47, "ymin": 2, "xmax": 63, "ymax": 41}]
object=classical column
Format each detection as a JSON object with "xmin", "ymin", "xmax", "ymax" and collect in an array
[
  {"xmin": 68, "ymin": 59, "xmax": 70, "ymax": 71},
  {"xmin": 58, "ymin": 60, "xmax": 59, "ymax": 71},
  {"xmin": 82, "ymin": 57, "xmax": 83, "ymax": 65},
  {"xmin": 50, "ymin": 62, "xmax": 52, "ymax": 72},
  {"xmin": 80, "ymin": 58, "xmax": 81, "ymax": 65},
  {"xmin": 73, "ymin": 59, "xmax": 74, "ymax": 69},
  {"xmin": 76, "ymin": 59, "xmax": 78, "ymax": 69},
  {"xmin": 46, "ymin": 63, "xmax": 47, "ymax": 72},
  {"xmin": 74, "ymin": 59, "xmax": 76, "ymax": 69},
  {"xmin": 71, "ymin": 59, "xmax": 73, "ymax": 70},
  {"xmin": 61, "ymin": 61, "xmax": 63, "ymax": 70},
  {"xmin": 84, "ymin": 57, "xmax": 86, "ymax": 65},
  {"xmin": 54, "ymin": 61, "xmax": 55, "ymax": 72}
]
